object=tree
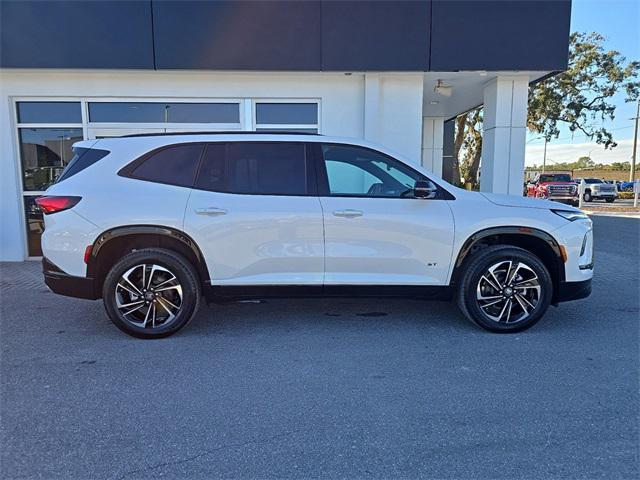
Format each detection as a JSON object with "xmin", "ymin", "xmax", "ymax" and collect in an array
[
  {"xmin": 458, "ymin": 108, "xmax": 483, "ymax": 188},
  {"xmin": 453, "ymin": 32, "xmax": 639, "ymax": 187},
  {"xmin": 575, "ymin": 156, "xmax": 596, "ymax": 169},
  {"xmin": 528, "ymin": 32, "xmax": 639, "ymax": 148}
]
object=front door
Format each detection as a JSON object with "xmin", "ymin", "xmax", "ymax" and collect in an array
[
  {"xmin": 316, "ymin": 143, "xmax": 455, "ymax": 285},
  {"xmin": 184, "ymin": 141, "xmax": 324, "ymax": 285}
]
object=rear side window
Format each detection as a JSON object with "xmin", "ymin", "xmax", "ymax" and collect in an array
[
  {"xmin": 57, "ymin": 147, "xmax": 110, "ymax": 183},
  {"xmin": 195, "ymin": 142, "xmax": 310, "ymax": 195},
  {"xmin": 127, "ymin": 143, "xmax": 204, "ymax": 187}
]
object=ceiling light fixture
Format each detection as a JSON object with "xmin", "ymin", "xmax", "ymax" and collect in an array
[{"xmin": 434, "ymin": 80, "xmax": 453, "ymax": 97}]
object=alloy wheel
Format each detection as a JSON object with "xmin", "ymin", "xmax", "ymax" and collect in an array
[
  {"xmin": 115, "ymin": 263, "xmax": 183, "ymax": 329},
  {"xmin": 476, "ymin": 260, "xmax": 541, "ymax": 324}
]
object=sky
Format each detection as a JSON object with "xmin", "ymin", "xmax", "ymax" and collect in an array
[{"xmin": 524, "ymin": 0, "xmax": 640, "ymax": 167}]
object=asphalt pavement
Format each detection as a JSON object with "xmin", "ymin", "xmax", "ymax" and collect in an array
[{"xmin": 1, "ymin": 216, "xmax": 638, "ymax": 479}]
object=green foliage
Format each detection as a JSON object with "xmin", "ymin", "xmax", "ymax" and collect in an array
[
  {"xmin": 527, "ymin": 32, "xmax": 639, "ymax": 148},
  {"xmin": 525, "ymin": 158, "xmax": 630, "ymax": 172}
]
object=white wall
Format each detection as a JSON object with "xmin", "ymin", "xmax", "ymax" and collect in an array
[
  {"xmin": 363, "ymin": 73, "xmax": 424, "ymax": 165},
  {"xmin": 0, "ymin": 70, "xmax": 425, "ymax": 260}
]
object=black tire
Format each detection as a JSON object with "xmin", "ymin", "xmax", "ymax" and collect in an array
[
  {"xmin": 605, "ymin": 197, "xmax": 615, "ymax": 203},
  {"xmin": 583, "ymin": 191, "xmax": 592, "ymax": 202},
  {"xmin": 103, "ymin": 248, "xmax": 201, "ymax": 339},
  {"xmin": 456, "ymin": 245, "xmax": 553, "ymax": 333}
]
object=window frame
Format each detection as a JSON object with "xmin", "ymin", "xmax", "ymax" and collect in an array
[
  {"xmin": 86, "ymin": 98, "xmax": 243, "ymax": 130},
  {"xmin": 12, "ymin": 97, "xmax": 86, "ymax": 258},
  {"xmin": 312, "ymin": 143, "xmax": 454, "ymax": 200},
  {"xmin": 192, "ymin": 141, "xmax": 318, "ymax": 197},
  {"xmin": 10, "ymin": 96, "xmax": 321, "ymax": 258},
  {"xmin": 253, "ymin": 99, "xmax": 321, "ymax": 133}
]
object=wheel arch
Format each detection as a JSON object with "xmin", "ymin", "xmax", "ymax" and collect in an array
[
  {"xmin": 87, "ymin": 225, "xmax": 210, "ymax": 292},
  {"xmin": 451, "ymin": 226, "xmax": 565, "ymax": 304}
]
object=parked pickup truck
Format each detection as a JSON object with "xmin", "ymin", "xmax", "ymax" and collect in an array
[
  {"xmin": 575, "ymin": 178, "xmax": 618, "ymax": 203},
  {"xmin": 526, "ymin": 173, "xmax": 578, "ymax": 206}
]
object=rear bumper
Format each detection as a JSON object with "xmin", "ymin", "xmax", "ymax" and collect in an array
[
  {"xmin": 555, "ymin": 279, "xmax": 592, "ymax": 303},
  {"xmin": 42, "ymin": 257, "xmax": 100, "ymax": 300}
]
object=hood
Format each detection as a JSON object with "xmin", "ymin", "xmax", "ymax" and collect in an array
[{"xmin": 480, "ymin": 192, "xmax": 580, "ymax": 211}]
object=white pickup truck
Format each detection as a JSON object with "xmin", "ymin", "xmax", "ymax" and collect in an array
[{"xmin": 576, "ymin": 178, "xmax": 618, "ymax": 203}]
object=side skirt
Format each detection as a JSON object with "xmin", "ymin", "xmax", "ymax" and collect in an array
[{"xmin": 203, "ymin": 284, "xmax": 453, "ymax": 304}]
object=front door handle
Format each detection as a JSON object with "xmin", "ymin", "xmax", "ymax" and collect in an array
[
  {"xmin": 195, "ymin": 207, "xmax": 227, "ymax": 216},
  {"xmin": 333, "ymin": 209, "xmax": 363, "ymax": 218}
]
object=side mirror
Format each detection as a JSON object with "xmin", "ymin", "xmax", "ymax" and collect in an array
[{"xmin": 414, "ymin": 180, "xmax": 437, "ymax": 199}]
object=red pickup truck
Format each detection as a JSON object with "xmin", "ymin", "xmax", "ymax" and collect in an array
[{"xmin": 526, "ymin": 173, "xmax": 579, "ymax": 206}]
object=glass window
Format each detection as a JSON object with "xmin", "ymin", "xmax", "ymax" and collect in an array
[
  {"xmin": 23, "ymin": 196, "xmax": 44, "ymax": 257},
  {"xmin": 255, "ymin": 103, "xmax": 318, "ymax": 125},
  {"xmin": 17, "ymin": 102, "xmax": 82, "ymax": 124},
  {"xmin": 194, "ymin": 143, "xmax": 227, "ymax": 192},
  {"xmin": 19, "ymin": 128, "xmax": 83, "ymax": 191},
  {"xmin": 195, "ymin": 142, "xmax": 308, "ymax": 196},
  {"xmin": 89, "ymin": 103, "xmax": 165, "ymax": 123},
  {"xmin": 256, "ymin": 128, "xmax": 318, "ymax": 134},
  {"xmin": 89, "ymin": 102, "xmax": 240, "ymax": 124},
  {"xmin": 166, "ymin": 103, "xmax": 239, "ymax": 123},
  {"xmin": 322, "ymin": 144, "xmax": 424, "ymax": 197},
  {"xmin": 130, "ymin": 144, "xmax": 204, "ymax": 187},
  {"xmin": 57, "ymin": 147, "xmax": 110, "ymax": 183}
]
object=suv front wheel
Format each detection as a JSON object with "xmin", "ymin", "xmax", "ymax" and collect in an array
[
  {"xmin": 456, "ymin": 245, "xmax": 553, "ymax": 333},
  {"xmin": 103, "ymin": 248, "xmax": 201, "ymax": 339}
]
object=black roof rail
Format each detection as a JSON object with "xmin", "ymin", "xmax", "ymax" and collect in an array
[{"xmin": 120, "ymin": 131, "xmax": 322, "ymax": 138}]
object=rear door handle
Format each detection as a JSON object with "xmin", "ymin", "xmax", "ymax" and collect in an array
[
  {"xmin": 195, "ymin": 207, "xmax": 227, "ymax": 216},
  {"xmin": 333, "ymin": 209, "xmax": 363, "ymax": 218}
]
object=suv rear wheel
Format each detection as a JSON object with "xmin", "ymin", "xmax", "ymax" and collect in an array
[
  {"xmin": 456, "ymin": 245, "xmax": 552, "ymax": 333},
  {"xmin": 102, "ymin": 248, "xmax": 201, "ymax": 339}
]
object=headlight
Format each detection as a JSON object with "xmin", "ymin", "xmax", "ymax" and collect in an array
[{"xmin": 552, "ymin": 209, "xmax": 589, "ymax": 221}]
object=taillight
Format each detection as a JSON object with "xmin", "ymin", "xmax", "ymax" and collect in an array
[{"xmin": 35, "ymin": 196, "xmax": 81, "ymax": 215}]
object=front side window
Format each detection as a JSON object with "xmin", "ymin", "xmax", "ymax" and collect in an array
[
  {"xmin": 195, "ymin": 142, "xmax": 309, "ymax": 196},
  {"xmin": 128, "ymin": 143, "xmax": 204, "ymax": 187},
  {"xmin": 321, "ymin": 144, "xmax": 426, "ymax": 198}
]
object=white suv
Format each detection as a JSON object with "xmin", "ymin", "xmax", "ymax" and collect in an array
[{"xmin": 38, "ymin": 133, "xmax": 594, "ymax": 338}]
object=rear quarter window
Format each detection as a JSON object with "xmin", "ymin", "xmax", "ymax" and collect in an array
[
  {"xmin": 122, "ymin": 143, "xmax": 205, "ymax": 188},
  {"xmin": 56, "ymin": 147, "xmax": 110, "ymax": 183}
]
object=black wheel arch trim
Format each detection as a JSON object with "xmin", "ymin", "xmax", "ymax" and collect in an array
[
  {"xmin": 87, "ymin": 225, "xmax": 209, "ymax": 283},
  {"xmin": 452, "ymin": 226, "xmax": 566, "ymax": 300}
]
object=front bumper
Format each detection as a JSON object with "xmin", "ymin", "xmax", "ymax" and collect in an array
[
  {"xmin": 42, "ymin": 257, "xmax": 100, "ymax": 300},
  {"xmin": 555, "ymin": 279, "xmax": 592, "ymax": 303},
  {"xmin": 547, "ymin": 196, "xmax": 578, "ymax": 202}
]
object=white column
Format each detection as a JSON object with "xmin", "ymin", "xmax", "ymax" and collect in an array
[
  {"xmin": 421, "ymin": 117, "xmax": 444, "ymax": 177},
  {"xmin": 481, "ymin": 76, "xmax": 529, "ymax": 195}
]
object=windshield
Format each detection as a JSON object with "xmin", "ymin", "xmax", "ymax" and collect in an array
[{"xmin": 539, "ymin": 174, "xmax": 572, "ymax": 182}]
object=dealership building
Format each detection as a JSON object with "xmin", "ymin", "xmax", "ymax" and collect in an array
[{"xmin": 0, "ymin": 0, "xmax": 571, "ymax": 261}]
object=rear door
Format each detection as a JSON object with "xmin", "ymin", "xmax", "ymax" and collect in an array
[
  {"xmin": 184, "ymin": 141, "xmax": 324, "ymax": 285},
  {"xmin": 316, "ymin": 143, "xmax": 455, "ymax": 285}
]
